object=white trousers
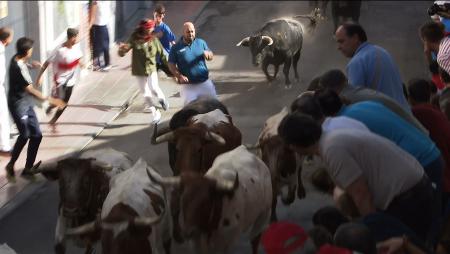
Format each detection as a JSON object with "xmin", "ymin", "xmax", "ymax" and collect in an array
[
  {"xmin": 0, "ymin": 84, "xmax": 10, "ymax": 151},
  {"xmin": 136, "ymin": 72, "xmax": 166, "ymax": 107},
  {"xmin": 181, "ymin": 79, "xmax": 217, "ymax": 105}
]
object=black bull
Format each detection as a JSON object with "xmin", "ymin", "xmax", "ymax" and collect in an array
[{"xmin": 237, "ymin": 10, "xmax": 321, "ymax": 88}]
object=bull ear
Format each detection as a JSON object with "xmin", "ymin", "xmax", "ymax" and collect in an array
[
  {"xmin": 261, "ymin": 36, "xmax": 273, "ymax": 46},
  {"xmin": 236, "ymin": 36, "xmax": 250, "ymax": 47}
]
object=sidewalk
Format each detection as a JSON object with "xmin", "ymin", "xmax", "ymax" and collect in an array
[{"xmin": 0, "ymin": 1, "xmax": 209, "ymax": 214}]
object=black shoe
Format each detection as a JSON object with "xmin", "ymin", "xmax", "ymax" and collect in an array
[
  {"xmin": 20, "ymin": 168, "xmax": 36, "ymax": 181},
  {"xmin": 5, "ymin": 163, "xmax": 16, "ymax": 182},
  {"xmin": 159, "ymin": 99, "xmax": 169, "ymax": 111}
]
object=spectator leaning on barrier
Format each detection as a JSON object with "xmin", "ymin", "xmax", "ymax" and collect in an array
[
  {"xmin": 278, "ymin": 112, "xmax": 434, "ymax": 242},
  {"xmin": 335, "ymin": 22, "xmax": 410, "ymax": 110},
  {"xmin": 168, "ymin": 22, "xmax": 217, "ymax": 105},
  {"xmin": 5, "ymin": 37, "xmax": 65, "ymax": 182},
  {"xmin": 0, "ymin": 27, "xmax": 13, "ymax": 155}
]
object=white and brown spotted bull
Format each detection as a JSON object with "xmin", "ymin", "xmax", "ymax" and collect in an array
[
  {"xmin": 236, "ymin": 9, "xmax": 322, "ymax": 88},
  {"xmin": 65, "ymin": 159, "xmax": 171, "ymax": 254},
  {"xmin": 149, "ymin": 145, "xmax": 272, "ymax": 254},
  {"xmin": 30, "ymin": 148, "xmax": 133, "ymax": 254},
  {"xmin": 255, "ymin": 107, "xmax": 305, "ymax": 221}
]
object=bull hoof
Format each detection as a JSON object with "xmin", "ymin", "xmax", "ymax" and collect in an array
[
  {"xmin": 297, "ymin": 186, "xmax": 306, "ymax": 199},
  {"xmin": 55, "ymin": 243, "xmax": 65, "ymax": 254},
  {"xmin": 284, "ymin": 84, "xmax": 292, "ymax": 89}
]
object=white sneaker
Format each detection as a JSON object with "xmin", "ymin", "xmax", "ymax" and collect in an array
[{"xmin": 150, "ymin": 109, "xmax": 161, "ymax": 124}]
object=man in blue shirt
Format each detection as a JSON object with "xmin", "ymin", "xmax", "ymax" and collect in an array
[
  {"xmin": 153, "ymin": 4, "xmax": 176, "ymax": 77},
  {"xmin": 334, "ymin": 23, "xmax": 410, "ymax": 111},
  {"xmin": 168, "ymin": 22, "xmax": 217, "ymax": 105}
]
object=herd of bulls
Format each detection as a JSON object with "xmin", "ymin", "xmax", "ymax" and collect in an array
[{"xmin": 29, "ymin": 97, "xmax": 307, "ymax": 254}]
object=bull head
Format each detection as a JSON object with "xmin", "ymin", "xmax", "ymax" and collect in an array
[{"xmin": 236, "ymin": 35, "xmax": 274, "ymax": 67}]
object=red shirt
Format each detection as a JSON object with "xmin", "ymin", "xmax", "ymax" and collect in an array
[{"xmin": 412, "ymin": 103, "xmax": 450, "ymax": 192}]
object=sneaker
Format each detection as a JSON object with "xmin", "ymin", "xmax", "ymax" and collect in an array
[
  {"xmin": 101, "ymin": 65, "xmax": 112, "ymax": 72},
  {"xmin": 0, "ymin": 149, "xmax": 11, "ymax": 156},
  {"xmin": 5, "ymin": 163, "xmax": 15, "ymax": 182},
  {"xmin": 150, "ymin": 109, "xmax": 161, "ymax": 124},
  {"xmin": 159, "ymin": 99, "xmax": 169, "ymax": 111},
  {"xmin": 45, "ymin": 106, "xmax": 54, "ymax": 115}
]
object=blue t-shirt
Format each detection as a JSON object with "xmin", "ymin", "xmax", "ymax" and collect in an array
[
  {"xmin": 338, "ymin": 101, "xmax": 440, "ymax": 167},
  {"xmin": 169, "ymin": 37, "xmax": 210, "ymax": 83},
  {"xmin": 346, "ymin": 42, "xmax": 410, "ymax": 111},
  {"xmin": 154, "ymin": 22, "xmax": 176, "ymax": 53}
]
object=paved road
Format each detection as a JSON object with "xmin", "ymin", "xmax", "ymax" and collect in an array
[{"xmin": 0, "ymin": 1, "xmax": 432, "ymax": 253}]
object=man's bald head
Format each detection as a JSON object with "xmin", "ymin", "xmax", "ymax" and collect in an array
[{"xmin": 183, "ymin": 22, "xmax": 196, "ymax": 44}]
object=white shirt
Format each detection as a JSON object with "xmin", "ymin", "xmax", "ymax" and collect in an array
[
  {"xmin": 0, "ymin": 42, "xmax": 5, "ymax": 88},
  {"xmin": 321, "ymin": 116, "xmax": 370, "ymax": 133},
  {"xmin": 93, "ymin": 1, "xmax": 111, "ymax": 26},
  {"xmin": 48, "ymin": 44, "xmax": 83, "ymax": 87}
]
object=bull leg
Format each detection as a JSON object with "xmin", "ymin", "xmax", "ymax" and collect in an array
[
  {"xmin": 297, "ymin": 166, "xmax": 306, "ymax": 199},
  {"xmin": 292, "ymin": 50, "xmax": 301, "ymax": 84},
  {"xmin": 54, "ymin": 212, "xmax": 66, "ymax": 254},
  {"xmin": 251, "ymin": 234, "xmax": 261, "ymax": 254},
  {"xmin": 271, "ymin": 193, "xmax": 278, "ymax": 222},
  {"xmin": 163, "ymin": 239, "xmax": 171, "ymax": 254},
  {"xmin": 283, "ymin": 57, "xmax": 292, "ymax": 89},
  {"xmin": 262, "ymin": 60, "xmax": 275, "ymax": 85}
]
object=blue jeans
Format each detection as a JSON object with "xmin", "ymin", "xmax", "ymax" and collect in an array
[{"xmin": 8, "ymin": 105, "xmax": 42, "ymax": 169}]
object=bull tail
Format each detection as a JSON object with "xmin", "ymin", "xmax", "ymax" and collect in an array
[{"xmin": 292, "ymin": 8, "xmax": 323, "ymax": 34}]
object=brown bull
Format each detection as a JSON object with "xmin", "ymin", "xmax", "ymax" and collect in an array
[
  {"xmin": 257, "ymin": 107, "xmax": 305, "ymax": 221},
  {"xmin": 153, "ymin": 109, "xmax": 242, "ymax": 243}
]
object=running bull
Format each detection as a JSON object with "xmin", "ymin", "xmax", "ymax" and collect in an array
[
  {"xmin": 256, "ymin": 107, "xmax": 305, "ymax": 221},
  {"xmin": 149, "ymin": 145, "xmax": 272, "ymax": 254},
  {"xmin": 236, "ymin": 9, "xmax": 322, "ymax": 88},
  {"xmin": 66, "ymin": 159, "xmax": 171, "ymax": 254},
  {"xmin": 30, "ymin": 148, "xmax": 133, "ymax": 254}
]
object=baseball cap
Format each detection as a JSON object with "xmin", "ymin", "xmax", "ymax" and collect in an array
[
  {"xmin": 261, "ymin": 221, "xmax": 309, "ymax": 254},
  {"xmin": 139, "ymin": 19, "xmax": 155, "ymax": 30}
]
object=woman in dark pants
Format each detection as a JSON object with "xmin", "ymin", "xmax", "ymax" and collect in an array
[{"xmin": 5, "ymin": 37, "xmax": 65, "ymax": 182}]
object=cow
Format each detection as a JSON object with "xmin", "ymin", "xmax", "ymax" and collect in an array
[
  {"xmin": 256, "ymin": 107, "xmax": 305, "ymax": 221},
  {"xmin": 65, "ymin": 159, "xmax": 171, "ymax": 254},
  {"xmin": 236, "ymin": 9, "xmax": 322, "ymax": 88},
  {"xmin": 148, "ymin": 145, "xmax": 272, "ymax": 254},
  {"xmin": 152, "ymin": 107, "xmax": 242, "ymax": 243},
  {"xmin": 30, "ymin": 148, "xmax": 133, "ymax": 254}
]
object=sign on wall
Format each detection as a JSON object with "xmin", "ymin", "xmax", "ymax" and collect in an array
[{"xmin": 0, "ymin": 1, "xmax": 7, "ymax": 19}]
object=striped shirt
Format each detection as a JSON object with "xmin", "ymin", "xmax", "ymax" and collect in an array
[{"xmin": 437, "ymin": 36, "xmax": 450, "ymax": 75}]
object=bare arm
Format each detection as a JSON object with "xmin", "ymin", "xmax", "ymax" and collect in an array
[
  {"xmin": 168, "ymin": 62, "xmax": 188, "ymax": 84},
  {"xmin": 35, "ymin": 61, "xmax": 50, "ymax": 87},
  {"xmin": 88, "ymin": 1, "xmax": 97, "ymax": 28},
  {"xmin": 345, "ymin": 176, "xmax": 376, "ymax": 216},
  {"xmin": 25, "ymin": 84, "xmax": 66, "ymax": 108},
  {"xmin": 204, "ymin": 50, "xmax": 213, "ymax": 61}
]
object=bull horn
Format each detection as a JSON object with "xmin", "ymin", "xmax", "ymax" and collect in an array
[
  {"xmin": 244, "ymin": 143, "xmax": 260, "ymax": 150},
  {"xmin": 133, "ymin": 215, "xmax": 163, "ymax": 226},
  {"xmin": 236, "ymin": 36, "xmax": 250, "ymax": 47},
  {"xmin": 146, "ymin": 167, "xmax": 181, "ymax": 187},
  {"xmin": 155, "ymin": 131, "xmax": 175, "ymax": 144},
  {"xmin": 65, "ymin": 221, "xmax": 97, "ymax": 236},
  {"xmin": 151, "ymin": 121, "xmax": 171, "ymax": 145},
  {"xmin": 216, "ymin": 173, "xmax": 239, "ymax": 192},
  {"xmin": 261, "ymin": 36, "xmax": 273, "ymax": 46},
  {"xmin": 91, "ymin": 159, "xmax": 113, "ymax": 171},
  {"xmin": 29, "ymin": 161, "xmax": 57, "ymax": 174},
  {"xmin": 206, "ymin": 131, "xmax": 226, "ymax": 145}
]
